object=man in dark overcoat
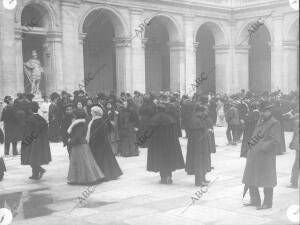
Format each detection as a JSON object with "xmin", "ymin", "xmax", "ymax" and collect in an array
[
  {"xmin": 21, "ymin": 102, "xmax": 51, "ymax": 180},
  {"xmin": 147, "ymin": 104, "xmax": 185, "ymax": 184},
  {"xmin": 185, "ymin": 104, "xmax": 212, "ymax": 186},
  {"xmin": 242, "ymin": 101, "xmax": 282, "ymax": 210},
  {"xmin": 0, "ymin": 96, "xmax": 21, "ymax": 155}
]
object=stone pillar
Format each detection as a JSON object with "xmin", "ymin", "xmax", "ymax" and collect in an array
[
  {"xmin": 45, "ymin": 32, "xmax": 63, "ymax": 95},
  {"xmin": 15, "ymin": 29, "xmax": 25, "ymax": 93},
  {"xmin": 283, "ymin": 41, "xmax": 299, "ymax": 92},
  {"xmin": 168, "ymin": 42, "xmax": 185, "ymax": 94},
  {"xmin": 0, "ymin": 8, "xmax": 17, "ymax": 98},
  {"xmin": 78, "ymin": 33, "xmax": 87, "ymax": 90},
  {"xmin": 184, "ymin": 16, "xmax": 196, "ymax": 96},
  {"xmin": 235, "ymin": 44, "xmax": 250, "ymax": 91},
  {"xmin": 270, "ymin": 14, "xmax": 284, "ymax": 91},
  {"xmin": 214, "ymin": 44, "xmax": 231, "ymax": 94},
  {"xmin": 61, "ymin": 0, "xmax": 82, "ymax": 93},
  {"xmin": 114, "ymin": 38, "xmax": 132, "ymax": 95},
  {"xmin": 130, "ymin": 9, "xmax": 146, "ymax": 93}
]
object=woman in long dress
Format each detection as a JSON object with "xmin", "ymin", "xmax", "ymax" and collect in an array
[
  {"xmin": 88, "ymin": 106, "xmax": 123, "ymax": 181},
  {"xmin": 216, "ymin": 98, "xmax": 227, "ymax": 127},
  {"xmin": 67, "ymin": 110, "xmax": 104, "ymax": 185}
]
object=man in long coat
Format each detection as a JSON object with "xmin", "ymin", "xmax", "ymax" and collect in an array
[
  {"xmin": 242, "ymin": 101, "xmax": 282, "ymax": 210},
  {"xmin": 0, "ymin": 96, "xmax": 22, "ymax": 155},
  {"xmin": 21, "ymin": 102, "xmax": 51, "ymax": 180},
  {"xmin": 185, "ymin": 104, "xmax": 212, "ymax": 186},
  {"xmin": 147, "ymin": 104, "xmax": 185, "ymax": 184}
]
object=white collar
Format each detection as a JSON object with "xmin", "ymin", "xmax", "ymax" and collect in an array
[{"xmin": 67, "ymin": 119, "xmax": 86, "ymax": 134}]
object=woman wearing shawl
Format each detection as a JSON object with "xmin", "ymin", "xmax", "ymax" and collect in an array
[
  {"xmin": 67, "ymin": 110, "xmax": 104, "ymax": 185},
  {"xmin": 87, "ymin": 106, "xmax": 123, "ymax": 181}
]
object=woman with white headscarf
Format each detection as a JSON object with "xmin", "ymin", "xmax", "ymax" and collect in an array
[{"xmin": 87, "ymin": 105, "xmax": 123, "ymax": 181}]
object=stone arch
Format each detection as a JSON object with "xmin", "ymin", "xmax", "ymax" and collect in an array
[
  {"xmin": 286, "ymin": 16, "xmax": 299, "ymax": 41},
  {"xmin": 236, "ymin": 17, "xmax": 273, "ymax": 45},
  {"xmin": 15, "ymin": 0, "xmax": 57, "ymax": 30},
  {"xmin": 194, "ymin": 21, "xmax": 228, "ymax": 45},
  {"xmin": 143, "ymin": 13, "xmax": 183, "ymax": 41},
  {"xmin": 79, "ymin": 6, "xmax": 129, "ymax": 37}
]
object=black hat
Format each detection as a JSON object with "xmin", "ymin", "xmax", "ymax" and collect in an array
[{"xmin": 258, "ymin": 100, "xmax": 274, "ymax": 111}]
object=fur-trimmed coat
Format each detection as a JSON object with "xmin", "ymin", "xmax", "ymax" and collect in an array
[{"xmin": 147, "ymin": 111, "xmax": 185, "ymax": 173}]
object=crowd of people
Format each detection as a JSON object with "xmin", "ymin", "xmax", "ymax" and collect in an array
[{"xmin": 0, "ymin": 88, "xmax": 298, "ymax": 209}]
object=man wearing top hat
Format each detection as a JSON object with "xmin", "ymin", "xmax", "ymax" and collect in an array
[{"xmin": 242, "ymin": 100, "xmax": 282, "ymax": 210}]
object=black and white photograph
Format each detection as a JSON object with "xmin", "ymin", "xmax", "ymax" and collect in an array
[{"xmin": 0, "ymin": 0, "xmax": 299, "ymax": 224}]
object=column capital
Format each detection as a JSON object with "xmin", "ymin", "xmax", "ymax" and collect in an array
[
  {"xmin": 235, "ymin": 44, "xmax": 250, "ymax": 53},
  {"xmin": 142, "ymin": 38, "xmax": 148, "ymax": 48},
  {"xmin": 214, "ymin": 44, "xmax": 230, "ymax": 53},
  {"xmin": 283, "ymin": 40, "xmax": 299, "ymax": 50},
  {"xmin": 79, "ymin": 33, "xmax": 87, "ymax": 45},
  {"xmin": 193, "ymin": 42, "xmax": 199, "ymax": 52},
  {"xmin": 113, "ymin": 37, "xmax": 131, "ymax": 48},
  {"xmin": 47, "ymin": 31, "xmax": 63, "ymax": 42},
  {"xmin": 15, "ymin": 28, "xmax": 23, "ymax": 40},
  {"xmin": 167, "ymin": 42, "xmax": 185, "ymax": 51}
]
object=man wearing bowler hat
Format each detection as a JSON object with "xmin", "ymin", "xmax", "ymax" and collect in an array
[{"xmin": 242, "ymin": 100, "xmax": 282, "ymax": 210}]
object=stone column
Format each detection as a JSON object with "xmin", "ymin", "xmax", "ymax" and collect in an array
[
  {"xmin": 0, "ymin": 8, "xmax": 17, "ymax": 98},
  {"xmin": 235, "ymin": 44, "xmax": 250, "ymax": 91},
  {"xmin": 130, "ymin": 9, "xmax": 146, "ymax": 93},
  {"xmin": 184, "ymin": 16, "xmax": 196, "ymax": 96},
  {"xmin": 45, "ymin": 32, "xmax": 63, "ymax": 95},
  {"xmin": 114, "ymin": 38, "xmax": 132, "ymax": 95},
  {"xmin": 168, "ymin": 42, "xmax": 185, "ymax": 94},
  {"xmin": 214, "ymin": 44, "xmax": 231, "ymax": 94},
  {"xmin": 283, "ymin": 41, "xmax": 299, "ymax": 92},
  {"xmin": 270, "ymin": 14, "xmax": 284, "ymax": 91},
  {"xmin": 78, "ymin": 33, "xmax": 87, "ymax": 91},
  {"xmin": 15, "ymin": 29, "xmax": 25, "ymax": 93},
  {"xmin": 61, "ymin": 0, "xmax": 82, "ymax": 93}
]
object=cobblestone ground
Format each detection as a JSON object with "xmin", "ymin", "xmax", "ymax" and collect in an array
[{"xmin": 0, "ymin": 127, "xmax": 298, "ymax": 225}]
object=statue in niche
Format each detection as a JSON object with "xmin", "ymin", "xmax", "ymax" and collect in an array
[{"xmin": 24, "ymin": 50, "xmax": 44, "ymax": 97}]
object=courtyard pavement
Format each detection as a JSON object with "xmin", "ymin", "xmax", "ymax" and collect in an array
[{"xmin": 0, "ymin": 127, "xmax": 299, "ymax": 225}]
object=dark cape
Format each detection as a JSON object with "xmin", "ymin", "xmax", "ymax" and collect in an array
[
  {"xmin": 147, "ymin": 112, "xmax": 185, "ymax": 173},
  {"xmin": 21, "ymin": 114, "xmax": 51, "ymax": 166},
  {"xmin": 185, "ymin": 113, "xmax": 211, "ymax": 176},
  {"xmin": 89, "ymin": 118, "xmax": 123, "ymax": 180}
]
